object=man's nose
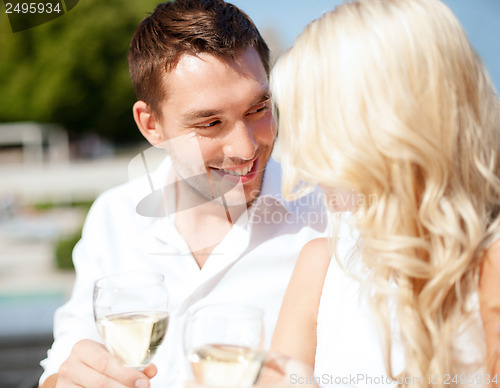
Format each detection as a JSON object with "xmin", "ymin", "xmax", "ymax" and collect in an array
[{"xmin": 222, "ymin": 121, "xmax": 258, "ymax": 160}]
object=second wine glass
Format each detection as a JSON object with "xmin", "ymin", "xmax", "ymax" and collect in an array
[{"xmin": 184, "ymin": 304, "xmax": 266, "ymax": 388}]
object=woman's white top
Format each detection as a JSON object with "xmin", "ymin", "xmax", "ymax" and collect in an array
[{"xmin": 314, "ymin": 220, "xmax": 487, "ymax": 387}]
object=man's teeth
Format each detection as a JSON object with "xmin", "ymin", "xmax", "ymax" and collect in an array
[{"xmin": 221, "ymin": 161, "xmax": 254, "ymax": 176}]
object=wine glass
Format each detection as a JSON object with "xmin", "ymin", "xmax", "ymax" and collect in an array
[
  {"xmin": 93, "ymin": 271, "xmax": 169, "ymax": 370},
  {"xmin": 184, "ymin": 304, "xmax": 266, "ymax": 388}
]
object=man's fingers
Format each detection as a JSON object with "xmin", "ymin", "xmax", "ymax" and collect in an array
[
  {"xmin": 62, "ymin": 339, "xmax": 151, "ymax": 387},
  {"xmin": 143, "ymin": 364, "xmax": 158, "ymax": 379},
  {"xmin": 60, "ymin": 357, "xmax": 134, "ymax": 388}
]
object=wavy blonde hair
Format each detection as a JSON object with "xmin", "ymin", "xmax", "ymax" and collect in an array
[{"xmin": 271, "ymin": 0, "xmax": 500, "ymax": 385}]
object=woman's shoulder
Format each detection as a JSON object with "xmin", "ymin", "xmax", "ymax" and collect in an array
[
  {"xmin": 295, "ymin": 238, "xmax": 332, "ymax": 277},
  {"xmin": 299, "ymin": 237, "xmax": 331, "ymax": 260}
]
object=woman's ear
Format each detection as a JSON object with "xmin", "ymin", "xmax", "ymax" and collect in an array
[{"xmin": 133, "ymin": 101, "xmax": 165, "ymax": 146}]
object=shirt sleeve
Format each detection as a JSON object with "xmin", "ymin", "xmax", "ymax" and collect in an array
[{"xmin": 39, "ymin": 204, "xmax": 105, "ymax": 384}]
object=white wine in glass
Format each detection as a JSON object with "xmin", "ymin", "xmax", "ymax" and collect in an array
[
  {"xmin": 184, "ymin": 304, "xmax": 266, "ymax": 388},
  {"xmin": 93, "ymin": 272, "xmax": 169, "ymax": 369}
]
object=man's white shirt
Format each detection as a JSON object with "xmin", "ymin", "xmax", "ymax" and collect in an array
[{"xmin": 40, "ymin": 155, "xmax": 330, "ymax": 387}]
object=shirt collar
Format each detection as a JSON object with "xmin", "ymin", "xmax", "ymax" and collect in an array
[
  {"xmin": 140, "ymin": 154, "xmax": 293, "ymax": 232},
  {"xmin": 249, "ymin": 156, "xmax": 290, "ymax": 213}
]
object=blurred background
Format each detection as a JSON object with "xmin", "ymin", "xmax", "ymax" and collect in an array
[{"xmin": 0, "ymin": 0, "xmax": 498, "ymax": 387}]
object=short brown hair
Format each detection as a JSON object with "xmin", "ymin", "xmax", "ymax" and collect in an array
[{"xmin": 128, "ymin": 0, "xmax": 270, "ymax": 117}]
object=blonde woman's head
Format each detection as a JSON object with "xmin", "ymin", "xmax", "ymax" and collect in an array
[
  {"xmin": 272, "ymin": 0, "xmax": 500, "ymax": 384},
  {"xmin": 273, "ymin": 0, "xmax": 499, "ymax": 209}
]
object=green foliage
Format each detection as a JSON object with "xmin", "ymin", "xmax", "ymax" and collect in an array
[
  {"xmin": 55, "ymin": 227, "xmax": 81, "ymax": 270},
  {"xmin": 0, "ymin": 0, "xmax": 161, "ymax": 143},
  {"xmin": 51, "ymin": 200, "xmax": 94, "ymax": 270},
  {"xmin": 33, "ymin": 199, "xmax": 95, "ymax": 211}
]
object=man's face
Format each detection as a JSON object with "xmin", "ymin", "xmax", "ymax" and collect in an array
[{"xmin": 154, "ymin": 48, "xmax": 276, "ymax": 207}]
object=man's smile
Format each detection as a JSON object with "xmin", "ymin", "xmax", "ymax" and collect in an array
[{"xmin": 209, "ymin": 157, "xmax": 259, "ymax": 183}]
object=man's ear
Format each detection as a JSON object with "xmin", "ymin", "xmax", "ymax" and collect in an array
[{"xmin": 133, "ymin": 101, "xmax": 165, "ymax": 146}]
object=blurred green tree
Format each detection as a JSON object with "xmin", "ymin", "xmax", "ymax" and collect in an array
[{"xmin": 0, "ymin": 0, "xmax": 162, "ymax": 144}]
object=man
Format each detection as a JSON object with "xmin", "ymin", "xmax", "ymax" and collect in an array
[{"xmin": 39, "ymin": 1, "xmax": 327, "ymax": 387}]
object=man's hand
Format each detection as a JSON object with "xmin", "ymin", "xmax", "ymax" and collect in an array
[{"xmin": 42, "ymin": 339, "xmax": 157, "ymax": 388}]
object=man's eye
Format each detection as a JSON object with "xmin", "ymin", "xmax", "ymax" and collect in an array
[
  {"xmin": 248, "ymin": 102, "xmax": 270, "ymax": 115},
  {"xmin": 197, "ymin": 120, "xmax": 221, "ymax": 128}
]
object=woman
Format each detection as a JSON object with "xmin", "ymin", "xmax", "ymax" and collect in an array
[{"xmin": 269, "ymin": 0, "xmax": 500, "ymax": 386}]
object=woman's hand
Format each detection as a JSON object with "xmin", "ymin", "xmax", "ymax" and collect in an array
[
  {"xmin": 184, "ymin": 353, "xmax": 319, "ymax": 388},
  {"xmin": 257, "ymin": 353, "xmax": 318, "ymax": 387}
]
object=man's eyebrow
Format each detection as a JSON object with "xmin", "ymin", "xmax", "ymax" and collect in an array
[
  {"xmin": 182, "ymin": 92, "xmax": 270, "ymax": 121},
  {"xmin": 251, "ymin": 92, "xmax": 271, "ymax": 106},
  {"xmin": 183, "ymin": 109, "xmax": 222, "ymax": 121}
]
